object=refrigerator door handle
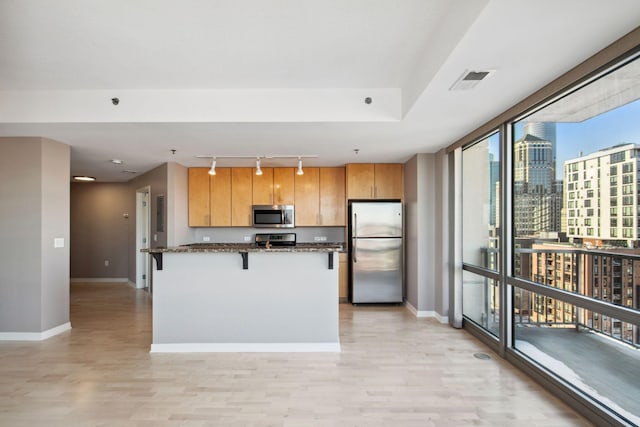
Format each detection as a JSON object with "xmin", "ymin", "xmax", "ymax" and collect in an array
[{"xmin": 353, "ymin": 213, "xmax": 357, "ymax": 263}]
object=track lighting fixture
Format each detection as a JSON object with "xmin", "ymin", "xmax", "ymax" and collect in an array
[{"xmin": 195, "ymin": 155, "xmax": 317, "ymax": 172}]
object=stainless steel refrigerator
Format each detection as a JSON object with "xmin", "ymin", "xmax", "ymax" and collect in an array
[{"xmin": 349, "ymin": 201, "xmax": 403, "ymax": 303}]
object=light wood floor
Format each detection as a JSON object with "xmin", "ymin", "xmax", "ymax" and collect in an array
[{"xmin": 0, "ymin": 283, "xmax": 591, "ymax": 426}]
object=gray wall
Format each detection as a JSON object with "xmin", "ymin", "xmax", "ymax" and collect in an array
[
  {"xmin": 70, "ymin": 182, "xmax": 130, "ymax": 278},
  {"xmin": 128, "ymin": 163, "xmax": 168, "ymax": 283},
  {"xmin": 0, "ymin": 137, "xmax": 70, "ymax": 333},
  {"xmin": 404, "ymin": 153, "xmax": 439, "ymax": 316},
  {"xmin": 167, "ymin": 162, "xmax": 190, "ymax": 247},
  {"xmin": 433, "ymin": 149, "xmax": 449, "ymax": 319}
]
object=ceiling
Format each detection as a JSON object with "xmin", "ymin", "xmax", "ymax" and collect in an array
[{"xmin": 1, "ymin": 0, "xmax": 639, "ymax": 182}]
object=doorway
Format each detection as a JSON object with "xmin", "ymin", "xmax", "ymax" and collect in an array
[{"xmin": 136, "ymin": 186, "xmax": 151, "ymax": 290}]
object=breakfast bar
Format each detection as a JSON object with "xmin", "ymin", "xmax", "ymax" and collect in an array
[{"xmin": 144, "ymin": 242, "xmax": 342, "ymax": 353}]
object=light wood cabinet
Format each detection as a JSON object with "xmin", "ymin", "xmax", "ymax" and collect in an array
[
  {"xmin": 188, "ymin": 168, "xmax": 211, "ymax": 227},
  {"xmin": 273, "ymin": 168, "xmax": 295, "ymax": 205},
  {"xmin": 374, "ymin": 164, "xmax": 404, "ymax": 199},
  {"xmin": 319, "ymin": 167, "xmax": 346, "ymax": 226},
  {"xmin": 339, "ymin": 252, "xmax": 348, "ymax": 301},
  {"xmin": 210, "ymin": 168, "xmax": 231, "ymax": 226},
  {"xmin": 252, "ymin": 167, "xmax": 274, "ymax": 205},
  {"xmin": 188, "ymin": 165, "xmax": 348, "ymax": 227},
  {"xmin": 231, "ymin": 168, "xmax": 253, "ymax": 226},
  {"xmin": 295, "ymin": 167, "xmax": 346, "ymax": 226},
  {"xmin": 346, "ymin": 163, "xmax": 403, "ymax": 200},
  {"xmin": 294, "ymin": 167, "xmax": 319, "ymax": 226},
  {"xmin": 346, "ymin": 164, "xmax": 374, "ymax": 199}
]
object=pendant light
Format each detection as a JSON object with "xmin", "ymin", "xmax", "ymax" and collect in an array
[
  {"xmin": 297, "ymin": 157, "xmax": 304, "ymax": 175},
  {"xmin": 208, "ymin": 157, "xmax": 217, "ymax": 175},
  {"xmin": 255, "ymin": 158, "xmax": 263, "ymax": 176}
]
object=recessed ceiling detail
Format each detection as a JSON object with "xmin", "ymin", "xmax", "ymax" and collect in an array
[{"xmin": 1, "ymin": 1, "xmax": 639, "ymax": 181}]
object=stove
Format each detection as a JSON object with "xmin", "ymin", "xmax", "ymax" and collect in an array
[{"xmin": 255, "ymin": 233, "xmax": 296, "ymax": 247}]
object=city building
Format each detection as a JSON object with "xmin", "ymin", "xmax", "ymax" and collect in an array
[
  {"xmin": 527, "ymin": 241, "xmax": 639, "ymax": 345},
  {"xmin": 513, "ymin": 133, "xmax": 563, "ymax": 236},
  {"xmin": 564, "ymin": 143, "xmax": 640, "ymax": 247},
  {"xmin": 524, "ymin": 122, "xmax": 557, "ymax": 178}
]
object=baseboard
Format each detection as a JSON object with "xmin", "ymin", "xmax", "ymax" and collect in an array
[
  {"xmin": 71, "ymin": 277, "xmax": 129, "ymax": 283},
  {"xmin": 404, "ymin": 301, "xmax": 449, "ymax": 324},
  {"xmin": 0, "ymin": 322, "xmax": 71, "ymax": 341},
  {"xmin": 150, "ymin": 342, "xmax": 341, "ymax": 353}
]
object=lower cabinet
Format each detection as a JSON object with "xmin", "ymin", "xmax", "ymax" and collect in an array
[{"xmin": 339, "ymin": 252, "xmax": 348, "ymax": 302}]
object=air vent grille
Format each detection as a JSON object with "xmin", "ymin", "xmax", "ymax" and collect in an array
[{"xmin": 450, "ymin": 69, "xmax": 495, "ymax": 90}]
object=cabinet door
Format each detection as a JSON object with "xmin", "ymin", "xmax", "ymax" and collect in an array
[
  {"xmin": 210, "ymin": 167, "xmax": 231, "ymax": 226},
  {"xmin": 339, "ymin": 252, "xmax": 348, "ymax": 301},
  {"xmin": 189, "ymin": 168, "xmax": 210, "ymax": 226},
  {"xmin": 273, "ymin": 168, "xmax": 295, "ymax": 205},
  {"xmin": 374, "ymin": 164, "xmax": 404, "ymax": 200},
  {"xmin": 252, "ymin": 167, "xmax": 273, "ymax": 205},
  {"xmin": 231, "ymin": 168, "xmax": 253, "ymax": 226},
  {"xmin": 319, "ymin": 167, "xmax": 346, "ymax": 226},
  {"xmin": 346, "ymin": 164, "xmax": 374, "ymax": 199},
  {"xmin": 294, "ymin": 167, "xmax": 319, "ymax": 226}
]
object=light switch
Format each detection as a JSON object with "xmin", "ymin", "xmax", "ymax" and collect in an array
[{"xmin": 54, "ymin": 238, "xmax": 65, "ymax": 248}]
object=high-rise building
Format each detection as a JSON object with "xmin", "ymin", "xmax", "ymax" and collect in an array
[
  {"xmin": 524, "ymin": 122, "xmax": 557, "ymax": 178},
  {"xmin": 489, "ymin": 154, "xmax": 499, "ymax": 226},
  {"xmin": 513, "ymin": 132, "xmax": 561, "ymax": 236},
  {"xmin": 564, "ymin": 143, "xmax": 640, "ymax": 247}
]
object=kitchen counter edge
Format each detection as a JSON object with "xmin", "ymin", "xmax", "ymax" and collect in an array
[{"xmin": 142, "ymin": 243, "xmax": 343, "ymax": 254}]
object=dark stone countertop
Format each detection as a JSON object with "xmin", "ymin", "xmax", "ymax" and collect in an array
[{"xmin": 142, "ymin": 242, "xmax": 344, "ymax": 253}]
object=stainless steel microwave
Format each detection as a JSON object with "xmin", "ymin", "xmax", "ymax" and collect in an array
[{"xmin": 252, "ymin": 205, "xmax": 295, "ymax": 228}]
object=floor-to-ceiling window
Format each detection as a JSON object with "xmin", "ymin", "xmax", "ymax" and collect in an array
[
  {"xmin": 462, "ymin": 131, "xmax": 501, "ymax": 337},
  {"xmin": 461, "ymin": 50, "xmax": 640, "ymax": 425}
]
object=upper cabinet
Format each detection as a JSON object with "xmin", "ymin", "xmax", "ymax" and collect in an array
[
  {"xmin": 210, "ymin": 168, "xmax": 232, "ymax": 226},
  {"xmin": 251, "ymin": 167, "xmax": 295, "ymax": 206},
  {"xmin": 273, "ymin": 168, "xmax": 295, "ymax": 205},
  {"xmin": 188, "ymin": 168, "xmax": 211, "ymax": 227},
  {"xmin": 188, "ymin": 167, "xmax": 232, "ymax": 227},
  {"xmin": 373, "ymin": 163, "xmax": 404, "ymax": 200},
  {"xmin": 188, "ymin": 165, "xmax": 346, "ymax": 227},
  {"xmin": 346, "ymin": 163, "xmax": 403, "ymax": 200},
  {"xmin": 294, "ymin": 167, "xmax": 320, "ymax": 226},
  {"xmin": 345, "ymin": 164, "xmax": 374, "ymax": 199},
  {"xmin": 319, "ymin": 167, "xmax": 346, "ymax": 226},
  {"xmin": 252, "ymin": 167, "xmax": 274, "ymax": 205},
  {"xmin": 231, "ymin": 168, "xmax": 253, "ymax": 226},
  {"xmin": 295, "ymin": 167, "xmax": 346, "ymax": 226}
]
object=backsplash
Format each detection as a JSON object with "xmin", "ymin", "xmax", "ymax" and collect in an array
[{"xmin": 189, "ymin": 226, "xmax": 345, "ymax": 244}]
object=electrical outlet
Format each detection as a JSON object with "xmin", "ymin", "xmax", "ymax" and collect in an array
[
  {"xmin": 104, "ymin": 260, "xmax": 109, "ymax": 267},
  {"xmin": 314, "ymin": 236, "xmax": 327, "ymax": 242},
  {"xmin": 244, "ymin": 236, "xmax": 251, "ymax": 242},
  {"xmin": 203, "ymin": 236, "xmax": 211, "ymax": 242},
  {"xmin": 153, "ymin": 234, "xmax": 157, "ymax": 242}
]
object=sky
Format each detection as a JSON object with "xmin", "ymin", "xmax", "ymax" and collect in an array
[{"xmin": 487, "ymin": 97, "xmax": 640, "ymax": 180}]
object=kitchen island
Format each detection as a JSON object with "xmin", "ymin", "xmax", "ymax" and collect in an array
[{"xmin": 144, "ymin": 243, "xmax": 342, "ymax": 353}]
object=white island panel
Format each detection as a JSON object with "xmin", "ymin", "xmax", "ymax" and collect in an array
[{"xmin": 151, "ymin": 251, "xmax": 339, "ymax": 352}]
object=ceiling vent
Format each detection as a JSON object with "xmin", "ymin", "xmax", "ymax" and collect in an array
[{"xmin": 450, "ymin": 69, "xmax": 495, "ymax": 91}]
